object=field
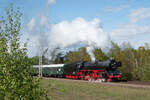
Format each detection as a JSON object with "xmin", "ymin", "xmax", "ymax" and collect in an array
[{"xmin": 40, "ymin": 78, "xmax": 150, "ymax": 100}]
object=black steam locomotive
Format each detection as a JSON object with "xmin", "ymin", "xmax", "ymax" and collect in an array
[{"xmin": 64, "ymin": 59, "xmax": 122, "ymax": 82}]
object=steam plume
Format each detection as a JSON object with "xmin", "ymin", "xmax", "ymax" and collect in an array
[{"xmin": 27, "ymin": 17, "xmax": 110, "ymax": 61}]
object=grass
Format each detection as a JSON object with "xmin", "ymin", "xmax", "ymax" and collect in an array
[{"xmin": 40, "ymin": 78, "xmax": 150, "ymax": 100}]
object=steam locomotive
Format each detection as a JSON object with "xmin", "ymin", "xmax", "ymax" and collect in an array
[
  {"xmin": 63, "ymin": 59, "xmax": 122, "ymax": 82},
  {"xmin": 33, "ymin": 59, "xmax": 122, "ymax": 82}
]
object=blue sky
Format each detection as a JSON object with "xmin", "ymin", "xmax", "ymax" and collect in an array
[
  {"xmin": 0, "ymin": 0, "xmax": 150, "ymax": 56},
  {"xmin": 0, "ymin": 0, "xmax": 149, "ymax": 30}
]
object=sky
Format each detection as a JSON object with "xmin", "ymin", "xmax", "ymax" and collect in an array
[{"xmin": 0, "ymin": 0, "xmax": 150, "ymax": 56}]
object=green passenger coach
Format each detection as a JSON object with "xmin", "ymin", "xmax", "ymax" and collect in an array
[{"xmin": 33, "ymin": 64, "xmax": 64, "ymax": 77}]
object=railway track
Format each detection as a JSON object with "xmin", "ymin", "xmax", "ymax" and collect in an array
[{"xmin": 43, "ymin": 77, "xmax": 150, "ymax": 89}]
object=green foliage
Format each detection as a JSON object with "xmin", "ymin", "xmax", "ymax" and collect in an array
[
  {"xmin": 93, "ymin": 48, "xmax": 108, "ymax": 60},
  {"xmin": 109, "ymin": 41, "xmax": 150, "ymax": 81},
  {"xmin": 29, "ymin": 56, "xmax": 39, "ymax": 65},
  {"xmin": 0, "ymin": 4, "xmax": 48, "ymax": 100},
  {"xmin": 142, "ymin": 64, "xmax": 150, "ymax": 81},
  {"xmin": 64, "ymin": 47, "xmax": 91, "ymax": 63},
  {"xmin": 109, "ymin": 41, "xmax": 121, "ymax": 61},
  {"xmin": 78, "ymin": 47, "xmax": 91, "ymax": 61}
]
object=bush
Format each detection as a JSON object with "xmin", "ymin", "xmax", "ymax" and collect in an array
[{"xmin": 0, "ymin": 4, "xmax": 48, "ymax": 100}]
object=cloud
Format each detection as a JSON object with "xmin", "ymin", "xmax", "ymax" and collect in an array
[
  {"xmin": 105, "ymin": 5, "xmax": 129, "ymax": 13},
  {"xmin": 96, "ymin": 5, "xmax": 128, "ymax": 16},
  {"xmin": 110, "ymin": 24, "xmax": 150, "ymax": 39},
  {"xmin": 129, "ymin": 8, "xmax": 150, "ymax": 23},
  {"xmin": 110, "ymin": 7, "xmax": 150, "ymax": 40},
  {"xmin": 27, "ymin": 18, "xmax": 35, "ymax": 31},
  {"xmin": 47, "ymin": 0, "xmax": 56, "ymax": 5}
]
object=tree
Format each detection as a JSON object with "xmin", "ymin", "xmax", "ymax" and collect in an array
[
  {"xmin": 93, "ymin": 48, "xmax": 108, "ymax": 61},
  {"xmin": 109, "ymin": 41, "xmax": 134, "ymax": 80},
  {"xmin": 29, "ymin": 56, "xmax": 39, "ymax": 65},
  {"xmin": 0, "ymin": 4, "xmax": 48, "ymax": 100},
  {"xmin": 142, "ymin": 43, "xmax": 150, "ymax": 81},
  {"xmin": 109, "ymin": 41, "xmax": 121, "ymax": 61},
  {"xmin": 65, "ymin": 51, "xmax": 77, "ymax": 63},
  {"xmin": 108, "ymin": 41, "xmax": 150, "ymax": 81},
  {"xmin": 64, "ymin": 47, "xmax": 91, "ymax": 63},
  {"xmin": 78, "ymin": 47, "xmax": 91, "ymax": 61}
]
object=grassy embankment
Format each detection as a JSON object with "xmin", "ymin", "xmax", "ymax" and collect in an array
[{"xmin": 40, "ymin": 79, "xmax": 150, "ymax": 100}]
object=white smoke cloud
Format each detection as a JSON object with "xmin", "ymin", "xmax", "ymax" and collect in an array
[
  {"xmin": 26, "ymin": 17, "xmax": 110, "ymax": 60},
  {"xmin": 46, "ymin": 17, "xmax": 110, "ymax": 61},
  {"xmin": 48, "ymin": 17, "xmax": 110, "ymax": 48},
  {"xmin": 86, "ymin": 46, "xmax": 95, "ymax": 61}
]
